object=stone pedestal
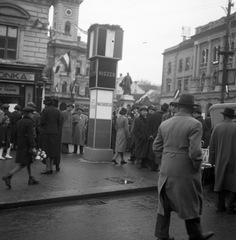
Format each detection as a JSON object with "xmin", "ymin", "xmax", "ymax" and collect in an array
[
  {"xmin": 119, "ymin": 94, "xmax": 135, "ymax": 107},
  {"xmin": 84, "ymin": 147, "xmax": 113, "ymax": 162}
]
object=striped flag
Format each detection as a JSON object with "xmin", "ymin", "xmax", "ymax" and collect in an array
[
  {"xmin": 53, "ymin": 51, "xmax": 70, "ymax": 73},
  {"xmin": 173, "ymin": 89, "xmax": 180, "ymax": 99},
  {"xmin": 87, "ymin": 27, "xmax": 123, "ymax": 59}
]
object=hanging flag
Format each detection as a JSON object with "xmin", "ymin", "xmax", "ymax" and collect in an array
[
  {"xmin": 71, "ymin": 23, "xmax": 88, "ymax": 35},
  {"xmin": 52, "ymin": 51, "xmax": 70, "ymax": 74},
  {"xmin": 173, "ymin": 89, "xmax": 180, "ymax": 99}
]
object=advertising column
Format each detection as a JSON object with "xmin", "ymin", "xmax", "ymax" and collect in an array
[{"xmin": 84, "ymin": 24, "xmax": 123, "ymax": 161}]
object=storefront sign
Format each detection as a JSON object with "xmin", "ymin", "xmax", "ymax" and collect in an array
[
  {"xmin": 0, "ymin": 70, "xmax": 35, "ymax": 81},
  {"xmin": 0, "ymin": 84, "xmax": 20, "ymax": 95}
]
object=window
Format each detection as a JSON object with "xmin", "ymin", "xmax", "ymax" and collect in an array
[
  {"xmin": 185, "ymin": 57, "xmax": 190, "ymax": 71},
  {"xmin": 62, "ymin": 81, "xmax": 67, "ymax": 92},
  {"xmin": 64, "ymin": 21, "xmax": 71, "ymax": 35},
  {"xmin": 213, "ymin": 46, "xmax": 219, "ymax": 63},
  {"xmin": 184, "ymin": 79, "xmax": 188, "ymax": 90},
  {"xmin": 166, "ymin": 79, "xmax": 171, "ymax": 92},
  {"xmin": 178, "ymin": 79, "xmax": 182, "ymax": 90},
  {"xmin": 168, "ymin": 62, "xmax": 172, "ymax": 74},
  {"xmin": 178, "ymin": 59, "xmax": 183, "ymax": 72},
  {"xmin": 0, "ymin": 25, "xmax": 18, "ymax": 59},
  {"xmin": 202, "ymin": 49, "xmax": 208, "ymax": 64}
]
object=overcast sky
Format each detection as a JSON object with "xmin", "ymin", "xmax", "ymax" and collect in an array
[{"xmin": 78, "ymin": 0, "xmax": 230, "ymax": 85}]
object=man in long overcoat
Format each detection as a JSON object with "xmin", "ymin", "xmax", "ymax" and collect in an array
[
  {"xmin": 61, "ymin": 104, "xmax": 74, "ymax": 153},
  {"xmin": 133, "ymin": 106, "xmax": 148, "ymax": 168},
  {"xmin": 153, "ymin": 94, "xmax": 213, "ymax": 240},
  {"xmin": 209, "ymin": 107, "xmax": 236, "ymax": 213},
  {"xmin": 40, "ymin": 98, "xmax": 61, "ymax": 174},
  {"xmin": 2, "ymin": 107, "xmax": 38, "ymax": 189}
]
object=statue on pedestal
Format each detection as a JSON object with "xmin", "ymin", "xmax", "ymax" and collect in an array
[{"xmin": 119, "ymin": 73, "xmax": 132, "ymax": 95}]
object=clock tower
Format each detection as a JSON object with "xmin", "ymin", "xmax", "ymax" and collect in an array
[{"xmin": 52, "ymin": 0, "xmax": 83, "ymax": 45}]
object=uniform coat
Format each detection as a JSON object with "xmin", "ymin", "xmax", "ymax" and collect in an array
[
  {"xmin": 61, "ymin": 110, "xmax": 73, "ymax": 144},
  {"xmin": 153, "ymin": 113, "xmax": 203, "ymax": 220},
  {"xmin": 15, "ymin": 116, "xmax": 35, "ymax": 165},
  {"xmin": 40, "ymin": 106, "xmax": 61, "ymax": 158},
  {"xmin": 133, "ymin": 115, "xmax": 148, "ymax": 158},
  {"xmin": 11, "ymin": 110, "xmax": 22, "ymax": 144},
  {"xmin": 209, "ymin": 121, "xmax": 236, "ymax": 193},
  {"xmin": 72, "ymin": 113, "xmax": 88, "ymax": 146},
  {"xmin": 115, "ymin": 115, "xmax": 130, "ymax": 152}
]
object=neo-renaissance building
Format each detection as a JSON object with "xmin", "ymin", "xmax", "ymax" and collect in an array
[
  {"xmin": 161, "ymin": 12, "xmax": 236, "ymax": 113},
  {"xmin": 0, "ymin": 0, "xmax": 53, "ymax": 110}
]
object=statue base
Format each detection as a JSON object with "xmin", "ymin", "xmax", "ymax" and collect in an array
[{"xmin": 119, "ymin": 94, "xmax": 135, "ymax": 108}]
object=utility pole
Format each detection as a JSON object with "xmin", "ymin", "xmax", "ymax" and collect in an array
[{"xmin": 219, "ymin": 0, "xmax": 234, "ymax": 103}]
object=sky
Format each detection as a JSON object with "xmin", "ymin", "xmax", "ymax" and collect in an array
[{"xmin": 77, "ymin": 0, "xmax": 230, "ymax": 85}]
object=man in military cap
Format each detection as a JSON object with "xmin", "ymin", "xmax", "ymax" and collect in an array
[{"xmin": 2, "ymin": 106, "xmax": 39, "ymax": 189}]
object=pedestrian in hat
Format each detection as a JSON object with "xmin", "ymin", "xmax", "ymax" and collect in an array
[
  {"xmin": 2, "ymin": 107, "xmax": 39, "ymax": 189},
  {"xmin": 72, "ymin": 107, "xmax": 88, "ymax": 154},
  {"xmin": 112, "ymin": 107, "xmax": 130, "ymax": 165},
  {"xmin": 193, "ymin": 104, "xmax": 208, "ymax": 147},
  {"xmin": 61, "ymin": 103, "xmax": 74, "ymax": 154},
  {"xmin": 0, "ymin": 115, "xmax": 11, "ymax": 160},
  {"xmin": 40, "ymin": 98, "xmax": 61, "ymax": 174},
  {"xmin": 1, "ymin": 103, "xmax": 13, "ymax": 158},
  {"xmin": 11, "ymin": 104, "xmax": 22, "ymax": 150},
  {"xmin": 162, "ymin": 102, "xmax": 177, "ymax": 121},
  {"xmin": 27, "ymin": 102, "xmax": 40, "ymax": 149},
  {"xmin": 153, "ymin": 94, "xmax": 214, "ymax": 240},
  {"xmin": 127, "ymin": 106, "xmax": 140, "ymax": 163},
  {"xmin": 209, "ymin": 107, "xmax": 236, "ymax": 214},
  {"xmin": 133, "ymin": 105, "xmax": 148, "ymax": 168}
]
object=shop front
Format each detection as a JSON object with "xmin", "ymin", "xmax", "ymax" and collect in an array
[{"xmin": 0, "ymin": 64, "xmax": 44, "ymax": 111}]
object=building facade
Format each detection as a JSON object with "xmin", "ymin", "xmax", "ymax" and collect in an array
[
  {"xmin": 0, "ymin": 0, "xmax": 53, "ymax": 110},
  {"xmin": 46, "ymin": 0, "xmax": 90, "ymax": 111},
  {"xmin": 161, "ymin": 13, "xmax": 236, "ymax": 113}
]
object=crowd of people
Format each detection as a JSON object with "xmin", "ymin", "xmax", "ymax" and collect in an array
[
  {"xmin": 111, "ymin": 99, "xmax": 212, "ymax": 171},
  {"xmin": 111, "ymin": 94, "xmax": 236, "ymax": 239},
  {"xmin": 0, "ymin": 97, "xmax": 88, "ymax": 189},
  {"xmin": 1, "ymin": 93, "xmax": 235, "ymax": 240}
]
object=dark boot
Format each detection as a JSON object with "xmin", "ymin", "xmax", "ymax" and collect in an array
[
  {"xmin": 79, "ymin": 145, "xmax": 83, "ymax": 154},
  {"xmin": 28, "ymin": 176, "xmax": 39, "ymax": 185},
  {"xmin": 2, "ymin": 175, "xmax": 12, "ymax": 189},
  {"xmin": 73, "ymin": 145, "xmax": 78, "ymax": 154}
]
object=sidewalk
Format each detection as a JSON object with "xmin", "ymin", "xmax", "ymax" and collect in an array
[{"xmin": 0, "ymin": 151, "xmax": 159, "ymax": 210}]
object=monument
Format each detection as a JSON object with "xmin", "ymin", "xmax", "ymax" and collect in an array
[
  {"xmin": 119, "ymin": 72, "xmax": 135, "ymax": 108},
  {"xmin": 84, "ymin": 24, "xmax": 124, "ymax": 161}
]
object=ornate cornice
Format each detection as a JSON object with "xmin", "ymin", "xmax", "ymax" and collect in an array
[
  {"xmin": 13, "ymin": 0, "xmax": 54, "ymax": 7},
  {"xmin": 52, "ymin": 0, "xmax": 83, "ymax": 5}
]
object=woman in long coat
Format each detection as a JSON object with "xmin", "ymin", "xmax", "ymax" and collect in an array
[
  {"xmin": 2, "ymin": 107, "xmax": 38, "ymax": 189},
  {"xmin": 72, "ymin": 107, "xmax": 88, "ymax": 154},
  {"xmin": 112, "ymin": 108, "xmax": 130, "ymax": 165}
]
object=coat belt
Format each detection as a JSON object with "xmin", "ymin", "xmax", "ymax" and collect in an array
[{"xmin": 163, "ymin": 147, "xmax": 188, "ymax": 154}]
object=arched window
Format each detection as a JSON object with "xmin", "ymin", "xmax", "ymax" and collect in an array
[
  {"xmin": 62, "ymin": 81, "xmax": 67, "ymax": 92},
  {"xmin": 64, "ymin": 21, "xmax": 71, "ymax": 35}
]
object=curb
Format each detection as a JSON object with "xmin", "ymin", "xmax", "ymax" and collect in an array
[{"xmin": 0, "ymin": 186, "xmax": 157, "ymax": 210}]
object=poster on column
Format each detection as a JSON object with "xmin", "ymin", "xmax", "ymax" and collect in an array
[{"xmin": 96, "ymin": 90, "xmax": 113, "ymax": 119}]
